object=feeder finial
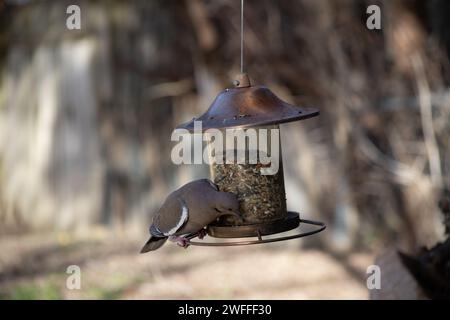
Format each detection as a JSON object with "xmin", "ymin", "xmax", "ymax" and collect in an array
[{"xmin": 233, "ymin": 73, "xmax": 251, "ymax": 88}]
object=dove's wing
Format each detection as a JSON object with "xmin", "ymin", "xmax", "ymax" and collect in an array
[{"xmin": 151, "ymin": 195, "xmax": 189, "ymax": 236}]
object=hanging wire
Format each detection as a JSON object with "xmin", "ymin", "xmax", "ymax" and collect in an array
[{"xmin": 240, "ymin": 0, "xmax": 244, "ymax": 73}]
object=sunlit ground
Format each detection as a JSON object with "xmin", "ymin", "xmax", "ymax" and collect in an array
[{"xmin": 0, "ymin": 231, "xmax": 373, "ymax": 299}]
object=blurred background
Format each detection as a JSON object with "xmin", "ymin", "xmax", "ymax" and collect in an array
[{"xmin": 0, "ymin": 0, "xmax": 449, "ymax": 299}]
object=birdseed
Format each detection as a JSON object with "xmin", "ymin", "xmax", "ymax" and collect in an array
[{"xmin": 211, "ymin": 157, "xmax": 287, "ymax": 226}]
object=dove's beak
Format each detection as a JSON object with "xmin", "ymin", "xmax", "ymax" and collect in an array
[{"xmin": 227, "ymin": 210, "xmax": 244, "ymax": 223}]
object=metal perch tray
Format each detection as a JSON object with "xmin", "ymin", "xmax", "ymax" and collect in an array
[{"xmin": 186, "ymin": 212, "xmax": 326, "ymax": 247}]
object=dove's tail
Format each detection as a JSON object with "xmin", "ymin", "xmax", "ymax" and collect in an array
[{"xmin": 140, "ymin": 236, "xmax": 168, "ymax": 253}]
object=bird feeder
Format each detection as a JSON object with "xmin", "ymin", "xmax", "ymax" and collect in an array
[{"xmin": 176, "ymin": 74, "xmax": 325, "ymax": 246}]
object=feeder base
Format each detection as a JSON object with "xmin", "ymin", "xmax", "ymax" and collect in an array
[{"xmin": 208, "ymin": 211, "xmax": 300, "ymax": 238}]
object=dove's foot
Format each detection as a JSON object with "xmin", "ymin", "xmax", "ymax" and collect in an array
[
  {"xmin": 177, "ymin": 238, "xmax": 190, "ymax": 248},
  {"xmin": 169, "ymin": 236, "xmax": 190, "ymax": 249},
  {"xmin": 197, "ymin": 229, "xmax": 207, "ymax": 240}
]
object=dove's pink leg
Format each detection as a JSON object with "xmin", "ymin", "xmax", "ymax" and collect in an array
[{"xmin": 169, "ymin": 235, "xmax": 190, "ymax": 248}]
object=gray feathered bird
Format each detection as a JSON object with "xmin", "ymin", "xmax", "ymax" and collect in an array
[{"xmin": 140, "ymin": 179, "xmax": 241, "ymax": 253}]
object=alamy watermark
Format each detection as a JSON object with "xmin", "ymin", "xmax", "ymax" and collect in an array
[
  {"xmin": 171, "ymin": 121, "xmax": 280, "ymax": 175},
  {"xmin": 66, "ymin": 265, "xmax": 81, "ymax": 290},
  {"xmin": 66, "ymin": 5, "xmax": 81, "ymax": 30},
  {"xmin": 366, "ymin": 5, "xmax": 381, "ymax": 30},
  {"xmin": 366, "ymin": 265, "xmax": 381, "ymax": 290}
]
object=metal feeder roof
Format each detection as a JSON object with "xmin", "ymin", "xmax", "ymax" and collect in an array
[{"xmin": 176, "ymin": 74, "xmax": 319, "ymax": 132}]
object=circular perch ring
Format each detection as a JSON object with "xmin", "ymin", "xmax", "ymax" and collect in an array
[{"xmin": 187, "ymin": 214, "xmax": 326, "ymax": 247}]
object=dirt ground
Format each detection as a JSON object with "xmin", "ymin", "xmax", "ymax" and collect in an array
[{"xmin": 0, "ymin": 231, "xmax": 374, "ymax": 299}]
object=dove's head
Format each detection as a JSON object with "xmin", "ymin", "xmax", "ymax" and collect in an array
[{"xmin": 215, "ymin": 191, "xmax": 241, "ymax": 219}]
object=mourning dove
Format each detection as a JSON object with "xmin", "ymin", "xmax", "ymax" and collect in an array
[{"xmin": 140, "ymin": 179, "xmax": 241, "ymax": 253}]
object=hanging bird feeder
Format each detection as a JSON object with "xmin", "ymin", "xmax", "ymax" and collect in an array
[
  {"xmin": 176, "ymin": 73, "xmax": 325, "ymax": 246},
  {"xmin": 174, "ymin": 1, "xmax": 325, "ymax": 246}
]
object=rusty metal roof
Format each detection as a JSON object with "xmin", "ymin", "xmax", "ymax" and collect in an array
[{"xmin": 176, "ymin": 74, "xmax": 319, "ymax": 132}]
